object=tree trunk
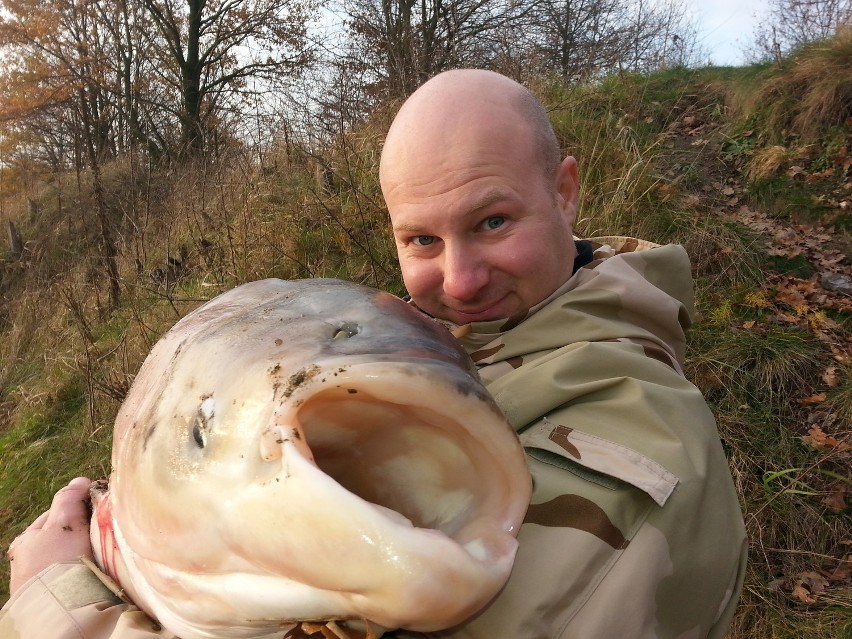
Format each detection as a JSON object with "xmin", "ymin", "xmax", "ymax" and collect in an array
[
  {"xmin": 6, "ymin": 221, "xmax": 23, "ymax": 260},
  {"xmin": 181, "ymin": 0, "xmax": 206, "ymax": 155},
  {"xmin": 79, "ymin": 86, "xmax": 122, "ymax": 311}
]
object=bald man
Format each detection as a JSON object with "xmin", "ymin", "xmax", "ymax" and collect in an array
[
  {"xmin": 379, "ymin": 69, "xmax": 746, "ymax": 639},
  {"xmin": 3, "ymin": 70, "xmax": 746, "ymax": 639}
]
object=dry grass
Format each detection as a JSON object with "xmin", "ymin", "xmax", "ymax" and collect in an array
[
  {"xmin": 729, "ymin": 27, "xmax": 852, "ymax": 144},
  {"xmin": 747, "ymin": 145, "xmax": 791, "ymax": 181},
  {"xmin": 542, "ymin": 86, "xmax": 667, "ymax": 239}
]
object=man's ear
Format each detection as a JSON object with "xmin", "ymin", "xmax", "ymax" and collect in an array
[{"xmin": 555, "ymin": 156, "xmax": 580, "ymax": 226}]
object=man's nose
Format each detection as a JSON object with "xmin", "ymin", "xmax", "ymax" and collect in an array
[{"xmin": 442, "ymin": 244, "xmax": 488, "ymax": 302}]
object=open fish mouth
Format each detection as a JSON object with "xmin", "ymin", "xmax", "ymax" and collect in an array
[
  {"xmin": 270, "ymin": 360, "xmax": 517, "ymax": 538},
  {"xmin": 91, "ymin": 279, "xmax": 531, "ymax": 639}
]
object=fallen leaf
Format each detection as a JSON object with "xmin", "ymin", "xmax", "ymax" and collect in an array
[
  {"xmin": 822, "ymin": 486, "xmax": 848, "ymax": 513},
  {"xmin": 832, "ymin": 351, "xmax": 851, "ymax": 364},
  {"xmin": 791, "ymin": 571, "xmax": 830, "ymax": 603},
  {"xmin": 826, "ymin": 560, "xmax": 851, "ymax": 582},
  {"xmin": 792, "ymin": 583, "xmax": 816, "ymax": 603},
  {"xmin": 743, "ymin": 320, "xmax": 756, "ymax": 329},
  {"xmin": 798, "ymin": 393, "xmax": 827, "ymax": 406},
  {"xmin": 767, "ymin": 246, "xmax": 803, "ymax": 257},
  {"xmin": 806, "ymin": 168, "xmax": 835, "ymax": 183},
  {"xmin": 822, "ymin": 366, "xmax": 840, "ymax": 387},
  {"xmin": 801, "ymin": 425, "xmax": 851, "ymax": 450},
  {"xmin": 683, "ymin": 194, "xmax": 701, "ymax": 208},
  {"xmin": 767, "ymin": 577, "xmax": 786, "ymax": 592}
]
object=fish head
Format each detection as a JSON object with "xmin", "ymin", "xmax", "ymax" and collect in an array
[{"xmin": 93, "ymin": 279, "xmax": 531, "ymax": 638}]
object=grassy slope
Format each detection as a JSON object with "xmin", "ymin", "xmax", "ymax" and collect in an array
[{"xmin": 1, "ymin": 38, "xmax": 850, "ymax": 637}]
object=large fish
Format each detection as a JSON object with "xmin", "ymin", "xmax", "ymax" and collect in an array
[{"xmin": 89, "ymin": 278, "xmax": 531, "ymax": 639}]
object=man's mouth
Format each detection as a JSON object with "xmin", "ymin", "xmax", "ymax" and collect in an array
[{"xmin": 451, "ymin": 298, "xmax": 507, "ymax": 323}]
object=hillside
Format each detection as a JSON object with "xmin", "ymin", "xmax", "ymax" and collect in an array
[{"xmin": 1, "ymin": 37, "xmax": 851, "ymax": 637}]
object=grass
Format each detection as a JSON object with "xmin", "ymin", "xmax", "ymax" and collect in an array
[
  {"xmin": 1, "ymin": 33, "xmax": 851, "ymax": 637},
  {"xmin": 723, "ymin": 27, "xmax": 852, "ymax": 144}
]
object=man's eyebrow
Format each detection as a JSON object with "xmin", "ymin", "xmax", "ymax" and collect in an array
[
  {"xmin": 468, "ymin": 189, "xmax": 514, "ymax": 213},
  {"xmin": 392, "ymin": 222, "xmax": 425, "ymax": 233}
]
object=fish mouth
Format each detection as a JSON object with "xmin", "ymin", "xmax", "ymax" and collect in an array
[
  {"xmin": 198, "ymin": 358, "xmax": 531, "ymax": 630},
  {"xmin": 277, "ymin": 359, "xmax": 525, "ymax": 539}
]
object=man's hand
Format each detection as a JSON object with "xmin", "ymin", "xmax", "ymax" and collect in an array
[{"xmin": 7, "ymin": 477, "xmax": 95, "ymax": 595}]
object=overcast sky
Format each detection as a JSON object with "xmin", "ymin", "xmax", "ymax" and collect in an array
[{"xmin": 688, "ymin": 0, "xmax": 767, "ymax": 65}]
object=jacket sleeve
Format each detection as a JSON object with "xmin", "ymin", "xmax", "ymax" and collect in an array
[{"xmin": 0, "ymin": 562, "xmax": 175, "ymax": 639}]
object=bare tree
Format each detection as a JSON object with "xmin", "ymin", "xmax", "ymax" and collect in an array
[
  {"xmin": 341, "ymin": 0, "xmax": 520, "ymax": 99},
  {"xmin": 749, "ymin": 0, "xmax": 852, "ymax": 59},
  {"xmin": 138, "ymin": 0, "xmax": 316, "ymax": 156},
  {"xmin": 517, "ymin": 0, "xmax": 702, "ymax": 82}
]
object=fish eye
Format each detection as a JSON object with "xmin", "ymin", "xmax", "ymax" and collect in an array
[
  {"xmin": 192, "ymin": 396, "xmax": 215, "ymax": 448},
  {"xmin": 192, "ymin": 418, "xmax": 206, "ymax": 448},
  {"xmin": 483, "ymin": 216, "xmax": 505, "ymax": 230},
  {"xmin": 413, "ymin": 235, "xmax": 435, "ymax": 246},
  {"xmin": 332, "ymin": 322, "xmax": 360, "ymax": 340}
]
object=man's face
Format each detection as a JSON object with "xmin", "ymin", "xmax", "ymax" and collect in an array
[{"xmin": 382, "ymin": 117, "xmax": 579, "ymax": 326}]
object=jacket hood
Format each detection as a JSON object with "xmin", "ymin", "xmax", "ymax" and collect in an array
[{"xmin": 443, "ymin": 237, "xmax": 695, "ymax": 372}]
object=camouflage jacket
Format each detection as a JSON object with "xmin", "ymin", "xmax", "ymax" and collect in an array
[
  {"xmin": 0, "ymin": 237, "xmax": 746, "ymax": 639},
  {"xmin": 392, "ymin": 236, "xmax": 747, "ymax": 639},
  {"xmin": 0, "ymin": 562, "xmax": 174, "ymax": 638}
]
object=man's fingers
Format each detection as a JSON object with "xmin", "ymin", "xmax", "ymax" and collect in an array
[
  {"xmin": 25, "ymin": 510, "xmax": 50, "ymax": 532},
  {"xmin": 7, "ymin": 509, "xmax": 49, "ymax": 558},
  {"xmin": 44, "ymin": 477, "xmax": 93, "ymax": 529},
  {"xmin": 7, "ymin": 478, "xmax": 97, "ymax": 594}
]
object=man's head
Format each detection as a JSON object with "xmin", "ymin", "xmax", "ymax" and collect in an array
[{"xmin": 380, "ymin": 69, "xmax": 580, "ymax": 325}]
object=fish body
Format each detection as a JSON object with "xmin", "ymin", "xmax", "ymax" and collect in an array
[{"xmin": 90, "ymin": 278, "xmax": 531, "ymax": 639}]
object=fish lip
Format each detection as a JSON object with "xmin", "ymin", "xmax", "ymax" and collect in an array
[
  {"xmin": 276, "ymin": 356, "xmax": 501, "ymax": 417},
  {"xmin": 241, "ymin": 359, "xmax": 530, "ymax": 628},
  {"xmin": 271, "ymin": 358, "xmax": 528, "ymax": 530}
]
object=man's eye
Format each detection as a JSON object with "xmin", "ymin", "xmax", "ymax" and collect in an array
[
  {"xmin": 483, "ymin": 216, "xmax": 505, "ymax": 230},
  {"xmin": 413, "ymin": 235, "xmax": 435, "ymax": 246}
]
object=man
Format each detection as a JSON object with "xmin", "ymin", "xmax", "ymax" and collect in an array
[
  {"xmin": 379, "ymin": 69, "xmax": 747, "ymax": 638},
  {"xmin": 3, "ymin": 69, "xmax": 746, "ymax": 638}
]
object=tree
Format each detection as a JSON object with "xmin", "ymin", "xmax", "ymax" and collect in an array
[
  {"xmin": 749, "ymin": 0, "xmax": 852, "ymax": 59},
  {"xmin": 517, "ymin": 0, "xmax": 702, "ymax": 82},
  {"xmin": 139, "ymin": 0, "xmax": 316, "ymax": 155},
  {"xmin": 0, "ymin": 0, "xmax": 115, "ymax": 162},
  {"xmin": 342, "ymin": 0, "xmax": 519, "ymax": 99},
  {"xmin": 0, "ymin": 0, "xmax": 123, "ymax": 309}
]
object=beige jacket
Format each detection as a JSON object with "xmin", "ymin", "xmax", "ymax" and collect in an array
[{"xmin": 391, "ymin": 237, "xmax": 747, "ymax": 638}]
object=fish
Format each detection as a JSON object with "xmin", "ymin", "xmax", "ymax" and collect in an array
[{"xmin": 89, "ymin": 278, "xmax": 531, "ymax": 639}]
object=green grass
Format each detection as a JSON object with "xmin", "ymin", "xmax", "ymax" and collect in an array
[
  {"xmin": 0, "ymin": 373, "xmax": 112, "ymax": 598},
  {"xmin": 747, "ymin": 177, "xmax": 835, "ymax": 225}
]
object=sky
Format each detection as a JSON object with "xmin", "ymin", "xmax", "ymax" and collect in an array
[{"xmin": 687, "ymin": 0, "xmax": 767, "ymax": 66}]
